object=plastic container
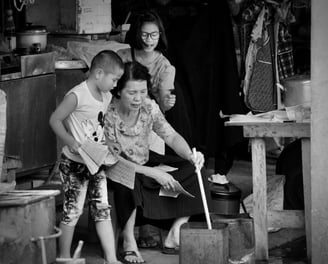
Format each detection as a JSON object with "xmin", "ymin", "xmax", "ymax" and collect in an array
[
  {"xmin": 212, "ymin": 216, "xmax": 255, "ymax": 264},
  {"xmin": 180, "ymin": 222, "xmax": 229, "ymax": 264}
]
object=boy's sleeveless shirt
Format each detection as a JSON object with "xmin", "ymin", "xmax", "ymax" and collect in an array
[{"xmin": 63, "ymin": 81, "xmax": 112, "ymax": 163}]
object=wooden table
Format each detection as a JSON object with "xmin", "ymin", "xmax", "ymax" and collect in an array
[{"xmin": 225, "ymin": 121, "xmax": 311, "ymax": 261}]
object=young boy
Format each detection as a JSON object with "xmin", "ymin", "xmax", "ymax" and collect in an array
[{"xmin": 49, "ymin": 50, "xmax": 124, "ymax": 264}]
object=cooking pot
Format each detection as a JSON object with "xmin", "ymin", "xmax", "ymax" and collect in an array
[
  {"xmin": 16, "ymin": 24, "xmax": 48, "ymax": 53},
  {"xmin": 282, "ymin": 75, "xmax": 311, "ymax": 107},
  {"xmin": 210, "ymin": 182, "xmax": 242, "ymax": 216}
]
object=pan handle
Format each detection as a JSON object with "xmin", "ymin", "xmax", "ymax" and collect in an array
[
  {"xmin": 30, "ymin": 226, "xmax": 62, "ymax": 264},
  {"xmin": 30, "ymin": 226, "xmax": 62, "ymax": 242}
]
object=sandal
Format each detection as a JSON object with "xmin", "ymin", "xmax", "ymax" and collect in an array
[
  {"xmin": 137, "ymin": 236, "xmax": 158, "ymax": 248},
  {"xmin": 121, "ymin": 251, "xmax": 146, "ymax": 264},
  {"xmin": 162, "ymin": 246, "xmax": 180, "ymax": 255}
]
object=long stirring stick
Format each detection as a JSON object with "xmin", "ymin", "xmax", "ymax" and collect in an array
[{"xmin": 193, "ymin": 148, "xmax": 212, "ymax": 230}]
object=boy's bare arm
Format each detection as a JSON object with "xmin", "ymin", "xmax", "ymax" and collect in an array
[{"xmin": 49, "ymin": 93, "xmax": 80, "ymax": 153}]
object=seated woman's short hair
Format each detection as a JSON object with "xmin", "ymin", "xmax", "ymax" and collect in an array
[{"xmin": 111, "ymin": 61, "xmax": 152, "ymax": 99}]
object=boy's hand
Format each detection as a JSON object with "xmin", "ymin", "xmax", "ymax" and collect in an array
[{"xmin": 69, "ymin": 141, "xmax": 81, "ymax": 154}]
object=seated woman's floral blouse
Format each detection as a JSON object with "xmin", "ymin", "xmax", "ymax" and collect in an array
[{"xmin": 104, "ymin": 98, "xmax": 176, "ymax": 165}]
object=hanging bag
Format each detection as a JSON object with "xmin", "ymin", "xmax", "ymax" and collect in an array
[{"xmin": 244, "ymin": 7, "xmax": 277, "ymax": 112}]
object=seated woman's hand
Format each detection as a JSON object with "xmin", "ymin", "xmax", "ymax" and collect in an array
[
  {"xmin": 190, "ymin": 150, "xmax": 205, "ymax": 170},
  {"xmin": 152, "ymin": 169, "xmax": 178, "ymax": 191}
]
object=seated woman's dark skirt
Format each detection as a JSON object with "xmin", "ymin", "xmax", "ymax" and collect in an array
[{"xmin": 109, "ymin": 155, "xmax": 212, "ymax": 229}]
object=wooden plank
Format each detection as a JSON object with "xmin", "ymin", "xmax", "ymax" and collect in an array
[
  {"xmin": 4, "ymin": 190, "xmax": 60, "ymax": 195},
  {"xmin": 268, "ymin": 210, "xmax": 305, "ymax": 229},
  {"xmin": 301, "ymin": 138, "xmax": 311, "ymax": 258},
  {"xmin": 244, "ymin": 123, "xmax": 310, "ymax": 138},
  {"xmin": 311, "ymin": 1, "xmax": 328, "ymax": 263},
  {"xmin": 0, "ymin": 90, "xmax": 6, "ymax": 182},
  {"xmin": 0, "ymin": 182, "xmax": 16, "ymax": 194},
  {"xmin": 55, "ymin": 258, "xmax": 86, "ymax": 264},
  {"xmin": 0, "ymin": 190, "xmax": 60, "ymax": 207},
  {"xmin": 251, "ymin": 138, "xmax": 268, "ymax": 260},
  {"xmin": 3, "ymin": 156, "xmax": 22, "ymax": 170},
  {"xmin": 226, "ymin": 122, "xmax": 310, "ymax": 138}
]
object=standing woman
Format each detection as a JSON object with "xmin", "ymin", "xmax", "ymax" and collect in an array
[{"xmin": 117, "ymin": 10, "xmax": 176, "ymax": 115}]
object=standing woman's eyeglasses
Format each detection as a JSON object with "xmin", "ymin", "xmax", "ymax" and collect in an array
[{"xmin": 141, "ymin": 31, "xmax": 161, "ymax": 40}]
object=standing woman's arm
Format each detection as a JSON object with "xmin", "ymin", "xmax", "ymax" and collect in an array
[{"xmin": 156, "ymin": 64, "xmax": 176, "ymax": 112}]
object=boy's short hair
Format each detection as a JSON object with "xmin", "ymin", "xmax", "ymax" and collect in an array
[{"xmin": 89, "ymin": 50, "xmax": 124, "ymax": 74}]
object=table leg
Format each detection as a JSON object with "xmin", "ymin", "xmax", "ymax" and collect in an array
[
  {"xmin": 301, "ymin": 138, "xmax": 311, "ymax": 260},
  {"xmin": 251, "ymin": 138, "xmax": 268, "ymax": 260}
]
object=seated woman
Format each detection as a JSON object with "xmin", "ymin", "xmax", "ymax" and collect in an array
[
  {"xmin": 104, "ymin": 61, "xmax": 210, "ymax": 264},
  {"xmin": 117, "ymin": 9, "xmax": 194, "ymax": 249}
]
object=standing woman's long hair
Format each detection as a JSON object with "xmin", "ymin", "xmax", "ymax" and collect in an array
[{"xmin": 125, "ymin": 10, "xmax": 168, "ymax": 53}]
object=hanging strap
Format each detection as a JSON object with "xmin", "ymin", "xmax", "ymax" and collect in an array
[{"xmin": 131, "ymin": 48, "xmax": 136, "ymax": 62}]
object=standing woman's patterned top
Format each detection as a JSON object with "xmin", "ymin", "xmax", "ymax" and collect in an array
[
  {"xmin": 103, "ymin": 97, "xmax": 176, "ymax": 165},
  {"xmin": 117, "ymin": 48, "xmax": 175, "ymax": 103}
]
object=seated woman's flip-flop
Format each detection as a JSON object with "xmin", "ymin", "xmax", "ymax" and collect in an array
[
  {"xmin": 121, "ymin": 251, "xmax": 146, "ymax": 264},
  {"xmin": 162, "ymin": 246, "xmax": 180, "ymax": 255}
]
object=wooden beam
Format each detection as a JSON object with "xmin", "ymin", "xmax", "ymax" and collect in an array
[
  {"xmin": 251, "ymin": 138, "xmax": 268, "ymax": 260},
  {"xmin": 243, "ymin": 123, "xmax": 310, "ymax": 138},
  {"xmin": 267, "ymin": 210, "xmax": 305, "ymax": 229},
  {"xmin": 311, "ymin": 0, "xmax": 328, "ymax": 262},
  {"xmin": 301, "ymin": 138, "xmax": 311, "ymax": 258}
]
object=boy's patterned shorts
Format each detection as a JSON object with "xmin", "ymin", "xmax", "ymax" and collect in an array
[{"xmin": 59, "ymin": 154, "xmax": 111, "ymax": 226}]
